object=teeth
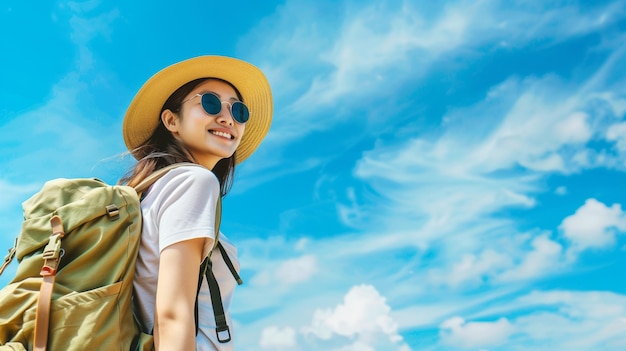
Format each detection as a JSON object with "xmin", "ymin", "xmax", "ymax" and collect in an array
[{"xmin": 211, "ymin": 130, "xmax": 232, "ymax": 139}]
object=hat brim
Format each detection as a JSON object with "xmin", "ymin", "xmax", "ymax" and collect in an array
[{"xmin": 123, "ymin": 56, "xmax": 273, "ymax": 164}]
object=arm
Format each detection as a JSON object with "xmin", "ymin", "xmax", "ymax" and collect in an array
[
  {"xmin": 150, "ymin": 166, "xmax": 220, "ymax": 349},
  {"xmin": 154, "ymin": 237, "xmax": 208, "ymax": 351}
]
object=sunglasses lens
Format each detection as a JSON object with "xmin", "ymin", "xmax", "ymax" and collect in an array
[
  {"xmin": 201, "ymin": 93, "xmax": 222, "ymax": 115},
  {"xmin": 200, "ymin": 93, "xmax": 249, "ymax": 124},
  {"xmin": 231, "ymin": 102, "xmax": 249, "ymax": 124}
]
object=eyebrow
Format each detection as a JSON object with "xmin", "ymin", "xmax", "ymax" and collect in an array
[{"xmin": 202, "ymin": 91, "xmax": 240, "ymax": 102}]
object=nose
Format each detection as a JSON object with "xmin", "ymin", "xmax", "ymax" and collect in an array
[{"xmin": 216, "ymin": 102, "xmax": 234, "ymax": 126}]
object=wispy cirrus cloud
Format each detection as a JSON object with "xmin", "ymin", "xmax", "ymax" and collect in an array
[
  {"xmin": 440, "ymin": 316, "xmax": 513, "ymax": 349},
  {"xmin": 440, "ymin": 289, "xmax": 626, "ymax": 350},
  {"xmin": 351, "ymin": 45, "xmax": 626, "ymax": 257},
  {"xmin": 246, "ymin": 0, "xmax": 626, "ymax": 145}
]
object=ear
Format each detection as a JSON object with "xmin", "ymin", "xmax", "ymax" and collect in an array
[{"xmin": 161, "ymin": 109, "xmax": 179, "ymax": 133}]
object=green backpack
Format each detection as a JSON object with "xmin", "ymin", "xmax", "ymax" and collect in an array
[{"xmin": 0, "ymin": 164, "xmax": 236, "ymax": 350}]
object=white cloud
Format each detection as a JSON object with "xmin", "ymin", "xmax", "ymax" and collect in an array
[
  {"xmin": 498, "ymin": 235, "xmax": 564, "ymax": 282},
  {"xmin": 294, "ymin": 238, "xmax": 310, "ymax": 251},
  {"xmin": 438, "ymin": 289, "xmax": 626, "ymax": 350},
  {"xmin": 595, "ymin": 92, "xmax": 626, "ymax": 118},
  {"xmin": 426, "ymin": 232, "xmax": 564, "ymax": 288},
  {"xmin": 275, "ymin": 255, "xmax": 318, "ymax": 285},
  {"xmin": 66, "ymin": 0, "xmax": 102, "ymax": 13},
  {"xmin": 305, "ymin": 0, "xmax": 624, "ymax": 110},
  {"xmin": 64, "ymin": 4, "xmax": 119, "ymax": 74},
  {"xmin": 259, "ymin": 326, "xmax": 297, "ymax": 350},
  {"xmin": 304, "ymin": 285, "xmax": 409, "ymax": 350},
  {"xmin": 248, "ymin": 0, "xmax": 626, "ymax": 149},
  {"xmin": 250, "ymin": 255, "xmax": 318, "ymax": 288},
  {"xmin": 560, "ymin": 198, "xmax": 626, "ymax": 252},
  {"xmin": 345, "ymin": 53, "xmax": 626, "ymax": 289},
  {"xmin": 512, "ymin": 290, "xmax": 626, "ymax": 350},
  {"xmin": 440, "ymin": 316, "xmax": 513, "ymax": 349},
  {"xmin": 0, "ymin": 180, "xmax": 40, "ymax": 211},
  {"xmin": 555, "ymin": 186, "xmax": 567, "ymax": 195},
  {"xmin": 353, "ymin": 72, "xmax": 608, "ymax": 227},
  {"xmin": 556, "ymin": 112, "xmax": 593, "ymax": 144},
  {"xmin": 607, "ymin": 122, "xmax": 626, "ymax": 152},
  {"xmin": 0, "ymin": 73, "xmax": 123, "ymax": 182},
  {"xmin": 468, "ymin": 77, "xmax": 594, "ymax": 174},
  {"xmin": 331, "ymin": 341, "xmax": 376, "ymax": 351},
  {"xmin": 429, "ymin": 250, "xmax": 513, "ymax": 288}
]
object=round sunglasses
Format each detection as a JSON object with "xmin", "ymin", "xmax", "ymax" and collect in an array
[{"xmin": 181, "ymin": 92, "xmax": 250, "ymax": 124}]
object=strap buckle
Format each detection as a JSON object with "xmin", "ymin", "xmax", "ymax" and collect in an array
[
  {"xmin": 42, "ymin": 234, "xmax": 63, "ymax": 260},
  {"xmin": 105, "ymin": 204, "xmax": 120, "ymax": 220},
  {"xmin": 216, "ymin": 325, "xmax": 231, "ymax": 343}
]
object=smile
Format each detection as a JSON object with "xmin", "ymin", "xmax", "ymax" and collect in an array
[{"xmin": 210, "ymin": 130, "xmax": 234, "ymax": 140}]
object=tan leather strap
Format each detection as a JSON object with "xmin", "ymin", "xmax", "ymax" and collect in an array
[
  {"xmin": 213, "ymin": 197, "xmax": 222, "ymax": 250},
  {"xmin": 134, "ymin": 162, "xmax": 199, "ymax": 195},
  {"xmin": 0, "ymin": 238, "xmax": 17, "ymax": 275},
  {"xmin": 34, "ymin": 274, "xmax": 55, "ymax": 351},
  {"xmin": 34, "ymin": 215, "xmax": 65, "ymax": 351}
]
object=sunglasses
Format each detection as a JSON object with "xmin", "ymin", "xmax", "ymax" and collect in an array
[{"xmin": 181, "ymin": 92, "xmax": 250, "ymax": 124}]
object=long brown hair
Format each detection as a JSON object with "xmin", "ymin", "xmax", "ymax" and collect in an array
[{"xmin": 120, "ymin": 78, "xmax": 240, "ymax": 196}]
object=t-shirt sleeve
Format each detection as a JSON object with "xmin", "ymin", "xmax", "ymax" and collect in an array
[{"xmin": 148, "ymin": 166, "xmax": 220, "ymax": 258}]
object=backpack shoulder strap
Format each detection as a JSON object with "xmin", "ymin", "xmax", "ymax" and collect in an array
[
  {"xmin": 134, "ymin": 163, "xmax": 221, "ymax": 249},
  {"xmin": 133, "ymin": 162, "xmax": 199, "ymax": 195},
  {"xmin": 195, "ymin": 195, "xmax": 223, "ymax": 336},
  {"xmin": 217, "ymin": 242, "xmax": 242, "ymax": 285}
]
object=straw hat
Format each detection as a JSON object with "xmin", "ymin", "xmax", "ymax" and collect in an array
[{"xmin": 123, "ymin": 55, "xmax": 273, "ymax": 163}]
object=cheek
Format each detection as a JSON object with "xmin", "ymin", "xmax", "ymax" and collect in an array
[{"xmin": 237, "ymin": 124, "xmax": 246, "ymax": 139}]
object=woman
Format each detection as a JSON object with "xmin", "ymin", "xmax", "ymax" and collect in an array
[{"xmin": 121, "ymin": 56, "xmax": 273, "ymax": 350}]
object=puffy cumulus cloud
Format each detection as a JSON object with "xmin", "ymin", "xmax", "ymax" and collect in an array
[
  {"xmin": 304, "ymin": 285, "xmax": 411, "ymax": 350},
  {"xmin": 259, "ymin": 326, "xmax": 297, "ymax": 350},
  {"xmin": 559, "ymin": 198, "xmax": 626, "ymax": 252},
  {"xmin": 439, "ymin": 316, "xmax": 514, "ymax": 349}
]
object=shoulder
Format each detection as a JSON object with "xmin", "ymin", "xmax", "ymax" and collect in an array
[
  {"xmin": 161, "ymin": 164, "xmax": 219, "ymax": 184},
  {"xmin": 147, "ymin": 165, "xmax": 220, "ymax": 198}
]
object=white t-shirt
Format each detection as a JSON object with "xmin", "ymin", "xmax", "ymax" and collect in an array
[{"xmin": 133, "ymin": 166, "xmax": 239, "ymax": 351}]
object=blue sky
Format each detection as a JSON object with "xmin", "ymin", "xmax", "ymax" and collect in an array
[{"xmin": 1, "ymin": 0, "xmax": 626, "ymax": 350}]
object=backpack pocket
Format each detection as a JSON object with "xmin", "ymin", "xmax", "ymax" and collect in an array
[{"xmin": 19, "ymin": 281, "xmax": 129, "ymax": 351}]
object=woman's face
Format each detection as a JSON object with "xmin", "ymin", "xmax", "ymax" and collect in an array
[{"xmin": 163, "ymin": 79, "xmax": 246, "ymax": 169}]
